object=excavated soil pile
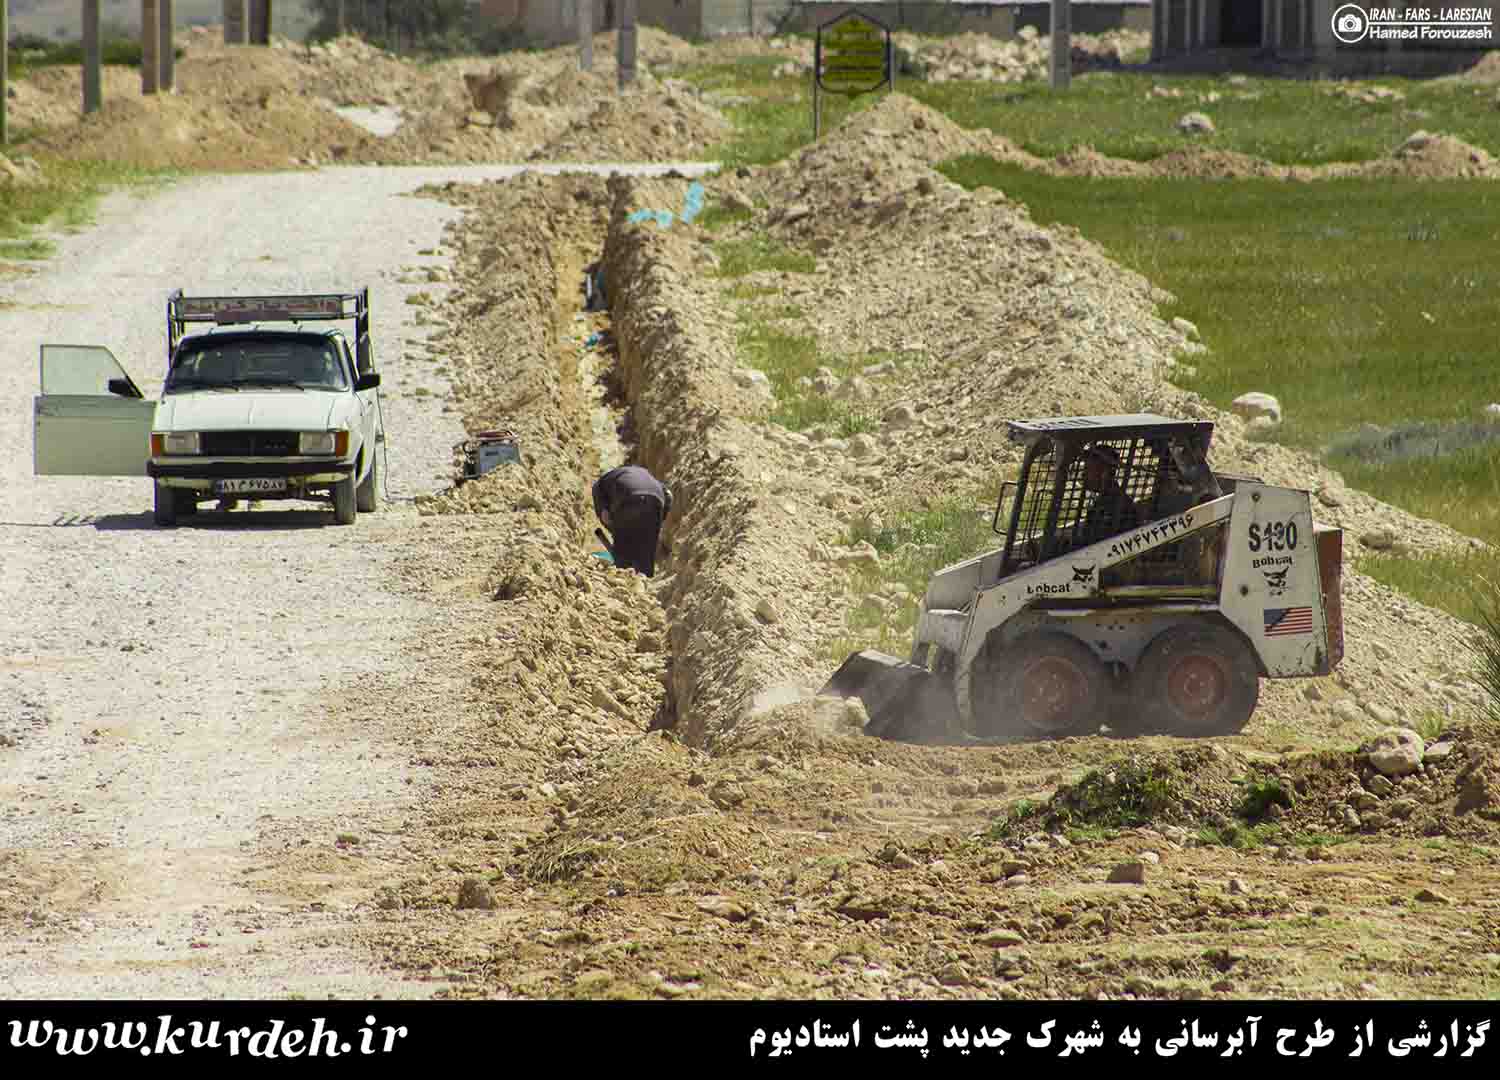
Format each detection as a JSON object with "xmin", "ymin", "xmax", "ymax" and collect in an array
[
  {"xmin": 5, "ymin": 64, "xmax": 149, "ymax": 132},
  {"xmin": 294, "ymin": 34, "xmax": 450, "ymax": 107},
  {"xmin": 1325, "ymin": 130, "xmax": 1500, "ymax": 179},
  {"xmin": 20, "ymin": 87, "xmax": 374, "ymax": 171},
  {"xmin": 350, "ymin": 57, "xmax": 624, "ymax": 165},
  {"xmin": 9, "ymin": 25, "xmax": 731, "ymax": 171},
  {"xmin": 907, "ymin": 27, "xmax": 1148, "ymax": 82},
  {"xmin": 1135, "ymin": 147, "xmax": 1294, "ymax": 179},
  {"xmin": 17, "ymin": 30, "xmax": 394, "ymax": 169},
  {"xmin": 529, "ymin": 84, "xmax": 731, "ymax": 163}
]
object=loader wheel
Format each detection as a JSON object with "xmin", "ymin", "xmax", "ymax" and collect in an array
[
  {"xmin": 975, "ymin": 631, "xmax": 1112, "ymax": 740},
  {"xmin": 1130, "ymin": 622, "xmax": 1259, "ymax": 737}
]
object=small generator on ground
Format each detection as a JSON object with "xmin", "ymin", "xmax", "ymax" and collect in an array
[{"xmin": 457, "ymin": 429, "xmax": 520, "ymax": 480}]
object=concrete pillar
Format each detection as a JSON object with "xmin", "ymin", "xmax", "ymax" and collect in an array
[
  {"xmin": 1311, "ymin": 0, "xmax": 1334, "ymax": 55},
  {"xmin": 0, "ymin": 0, "xmax": 6, "ymax": 144},
  {"xmin": 1050, "ymin": 0, "xmax": 1071, "ymax": 89},
  {"xmin": 580, "ymin": 0, "xmax": 593, "ymax": 71},
  {"xmin": 618, "ymin": 0, "xmax": 636, "ymax": 90},
  {"xmin": 84, "ymin": 0, "xmax": 103, "ymax": 114},
  {"xmin": 250, "ymin": 0, "xmax": 272, "ymax": 45},
  {"xmin": 142, "ymin": 0, "xmax": 160, "ymax": 94},
  {"xmin": 160, "ymin": 0, "xmax": 175, "ymax": 91},
  {"xmin": 225, "ymin": 0, "xmax": 249, "ymax": 44}
]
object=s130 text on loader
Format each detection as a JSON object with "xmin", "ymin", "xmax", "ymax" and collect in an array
[{"xmin": 823, "ymin": 415, "xmax": 1345, "ymax": 743}]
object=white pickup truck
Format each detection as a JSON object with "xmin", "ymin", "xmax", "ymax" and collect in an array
[{"xmin": 33, "ymin": 289, "xmax": 384, "ymax": 527}]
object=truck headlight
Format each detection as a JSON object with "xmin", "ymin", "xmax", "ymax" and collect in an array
[
  {"xmin": 299, "ymin": 431, "xmax": 349, "ymax": 456},
  {"xmin": 153, "ymin": 432, "xmax": 200, "ymax": 455}
]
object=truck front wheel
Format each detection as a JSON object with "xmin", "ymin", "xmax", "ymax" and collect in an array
[
  {"xmin": 153, "ymin": 481, "xmax": 177, "ymax": 527},
  {"xmin": 333, "ymin": 476, "xmax": 357, "ymax": 525}
]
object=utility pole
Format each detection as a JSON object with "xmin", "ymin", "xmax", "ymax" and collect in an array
[
  {"xmin": 225, "ymin": 0, "xmax": 248, "ymax": 44},
  {"xmin": 2, "ymin": 0, "xmax": 8, "ymax": 145},
  {"xmin": 618, "ymin": 0, "xmax": 636, "ymax": 90},
  {"xmin": 142, "ymin": 0, "xmax": 160, "ymax": 94},
  {"xmin": 1050, "ymin": 0, "xmax": 1070, "ymax": 90},
  {"xmin": 250, "ymin": 0, "xmax": 270, "ymax": 45},
  {"xmin": 160, "ymin": 0, "xmax": 174, "ymax": 91},
  {"xmin": 84, "ymin": 0, "xmax": 102, "ymax": 113},
  {"xmin": 580, "ymin": 0, "xmax": 593, "ymax": 72}
]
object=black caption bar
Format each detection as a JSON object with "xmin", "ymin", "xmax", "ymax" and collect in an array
[{"xmin": 0, "ymin": 1001, "xmax": 1492, "ymax": 1064}]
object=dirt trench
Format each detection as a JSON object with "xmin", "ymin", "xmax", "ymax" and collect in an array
[{"xmin": 341, "ymin": 171, "xmax": 1024, "ymax": 1001}]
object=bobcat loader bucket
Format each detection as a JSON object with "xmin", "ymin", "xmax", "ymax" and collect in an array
[{"xmin": 820, "ymin": 650, "xmax": 960, "ymax": 743}]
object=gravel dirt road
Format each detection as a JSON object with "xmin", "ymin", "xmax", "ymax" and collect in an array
[{"xmin": 0, "ymin": 163, "xmax": 707, "ymax": 999}]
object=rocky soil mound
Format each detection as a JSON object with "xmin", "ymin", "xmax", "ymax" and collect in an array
[
  {"xmin": 998, "ymin": 724, "xmax": 1500, "ymax": 845},
  {"xmin": 9, "ymin": 25, "xmax": 735, "ymax": 171},
  {"xmin": 528, "ymin": 83, "xmax": 732, "ymax": 163}
]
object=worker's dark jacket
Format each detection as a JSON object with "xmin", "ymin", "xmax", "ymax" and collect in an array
[
  {"xmin": 593, "ymin": 465, "xmax": 672, "ymax": 577},
  {"xmin": 1073, "ymin": 486, "xmax": 1141, "ymax": 549}
]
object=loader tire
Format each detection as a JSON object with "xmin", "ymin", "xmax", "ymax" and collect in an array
[
  {"xmin": 1129, "ymin": 621, "xmax": 1259, "ymax": 737},
  {"xmin": 975, "ymin": 631, "xmax": 1113, "ymax": 741}
]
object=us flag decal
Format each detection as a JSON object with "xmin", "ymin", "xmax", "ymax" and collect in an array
[{"xmin": 1264, "ymin": 606, "xmax": 1314, "ymax": 636}]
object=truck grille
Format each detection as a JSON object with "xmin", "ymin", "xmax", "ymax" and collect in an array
[{"xmin": 199, "ymin": 431, "xmax": 300, "ymax": 456}]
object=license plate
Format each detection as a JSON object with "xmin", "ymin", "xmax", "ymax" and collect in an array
[{"xmin": 214, "ymin": 477, "xmax": 286, "ymax": 495}]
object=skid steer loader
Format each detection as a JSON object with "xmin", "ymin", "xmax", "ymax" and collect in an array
[{"xmin": 822, "ymin": 414, "xmax": 1345, "ymax": 743}]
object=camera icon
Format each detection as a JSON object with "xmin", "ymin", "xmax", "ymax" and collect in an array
[{"xmin": 1332, "ymin": 4, "xmax": 1370, "ymax": 43}]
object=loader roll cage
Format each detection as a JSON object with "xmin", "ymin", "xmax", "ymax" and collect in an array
[
  {"xmin": 991, "ymin": 415, "xmax": 1221, "ymax": 583},
  {"xmin": 166, "ymin": 288, "xmax": 373, "ymax": 377}
]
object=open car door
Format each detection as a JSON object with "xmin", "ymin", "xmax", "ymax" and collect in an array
[{"xmin": 33, "ymin": 345, "xmax": 156, "ymax": 476}]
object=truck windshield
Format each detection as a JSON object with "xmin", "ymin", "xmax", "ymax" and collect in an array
[{"xmin": 165, "ymin": 339, "xmax": 348, "ymax": 392}]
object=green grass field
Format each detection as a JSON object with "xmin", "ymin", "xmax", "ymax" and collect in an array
[{"xmin": 910, "ymin": 72, "xmax": 1500, "ymax": 163}]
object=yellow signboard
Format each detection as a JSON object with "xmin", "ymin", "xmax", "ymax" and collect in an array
[{"xmin": 817, "ymin": 12, "xmax": 891, "ymax": 96}]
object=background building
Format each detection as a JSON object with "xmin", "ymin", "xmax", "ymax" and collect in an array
[{"xmin": 477, "ymin": 1, "xmax": 1151, "ymax": 46}]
